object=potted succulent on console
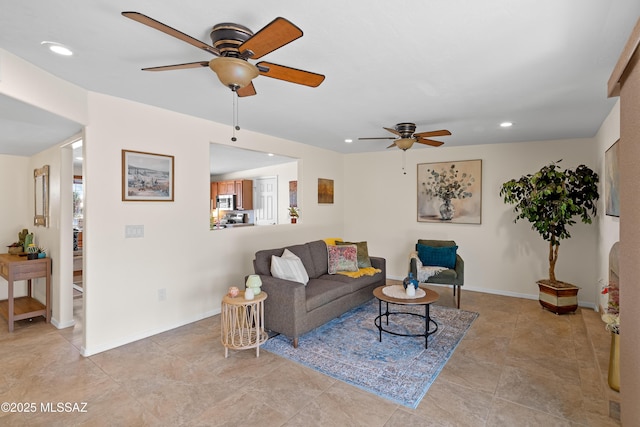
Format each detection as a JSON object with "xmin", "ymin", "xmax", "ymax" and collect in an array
[
  {"xmin": 288, "ymin": 206, "xmax": 300, "ymax": 224},
  {"xmin": 500, "ymin": 160, "xmax": 599, "ymax": 314}
]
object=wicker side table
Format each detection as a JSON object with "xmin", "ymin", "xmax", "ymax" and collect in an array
[{"xmin": 221, "ymin": 291, "xmax": 268, "ymax": 357}]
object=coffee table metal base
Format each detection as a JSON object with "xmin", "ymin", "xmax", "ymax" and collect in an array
[{"xmin": 374, "ymin": 288, "xmax": 439, "ymax": 349}]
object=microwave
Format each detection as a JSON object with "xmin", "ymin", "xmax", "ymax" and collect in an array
[{"xmin": 216, "ymin": 194, "xmax": 236, "ymax": 210}]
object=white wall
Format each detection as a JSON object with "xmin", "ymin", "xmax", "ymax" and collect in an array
[
  {"xmin": 595, "ymin": 100, "xmax": 621, "ymax": 311},
  {"xmin": 82, "ymin": 92, "xmax": 345, "ymax": 355},
  {"xmin": 0, "ymin": 49, "xmax": 87, "ymax": 126},
  {"xmin": 0, "ymin": 142, "xmax": 76, "ymax": 326},
  {"xmin": 343, "ymin": 138, "xmax": 600, "ymax": 306},
  {"xmin": 0, "ymin": 155, "xmax": 30, "ymax": 299},
  {"xmin": 31, "ymin": 136, "xmax": 82, "ymax": 329}
]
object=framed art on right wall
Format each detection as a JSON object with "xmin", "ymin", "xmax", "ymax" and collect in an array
[{"xmin": 605, "ymin": 140, "xmax": 620, "ymax": 217}]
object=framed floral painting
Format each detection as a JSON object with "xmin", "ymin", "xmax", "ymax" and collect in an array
[{"xmin": 417, "ymin": 160, "xmax": 482, "ymax": 224}]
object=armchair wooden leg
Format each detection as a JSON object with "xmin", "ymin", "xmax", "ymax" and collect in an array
[
  {"xmin": 293, "ymin": 337, "xmax": 299, "ymax": 348},
  {"xmin": 456, "ymin": 285, "xmax": 461, "ymax": 309}
]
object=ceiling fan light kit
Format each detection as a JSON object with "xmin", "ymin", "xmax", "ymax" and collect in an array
[
  {"xmin": 209, "ymin": 57, "xmax": 259, "ymax": 90},
  {"xmin": 394, "ymin": 138, "xmax": 415, "ymax": 151}
]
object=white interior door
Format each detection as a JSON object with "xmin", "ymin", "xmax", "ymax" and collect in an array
[{"xmin": 254, "ymin": 177, "xmax": 277, "ymax": 225}]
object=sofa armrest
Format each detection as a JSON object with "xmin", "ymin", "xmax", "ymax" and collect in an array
[
  {"xmin": 258, "ymin": 275, "xmax": 308, "ymax": 336},
  {"xmin": 370, "ymin": 256, "xmax": 386, "ymax": 278},
  {"xmin": 454, "ymin": 254, "xmax": 464, "ymax": 285}
]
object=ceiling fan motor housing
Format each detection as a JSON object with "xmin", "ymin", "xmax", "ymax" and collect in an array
[
  {"xmin": 395, "ymin": 122, "xmax": 417, "ymax": 138},
  {"xmin": 210, "ymin": 23, "xmax": 253, "ymax": 57}
]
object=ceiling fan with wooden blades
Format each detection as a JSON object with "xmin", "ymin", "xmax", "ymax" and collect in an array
[
  {"xmin": 358, "ymin": 122, "xmax": 451, "ymax": 151},
  {"xmin": 122, "ymin": 11, "xmax": 325, "ymax": 97}
]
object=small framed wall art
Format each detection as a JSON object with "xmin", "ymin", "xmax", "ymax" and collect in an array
[
  {"xmin": 122, "ymin": 150, "xmax": 174, "ymax": 201},
  {"xmin": 289, "ymin": 180, "xmax": 298, "ymax": 207},
  {"xmin": 318, "ymin": 178, "xmax": 334, "ymax": 204},
  {"xmin": 605, "ymin": 140, "xmax": 620, "ymax": 217}
]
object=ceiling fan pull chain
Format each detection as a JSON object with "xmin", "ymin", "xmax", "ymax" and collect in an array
[
  {"xmin": 231, "ymin": 91, "xmax": 239, "ymax": 142},
  {"xmin": 402, "ymin": 151, "xmax": 407, "ymax": 175}
]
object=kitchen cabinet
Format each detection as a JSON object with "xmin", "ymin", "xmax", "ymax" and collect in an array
[
  {"xmin": 210, "ymin": 182, "xmax": 219, "ymax": 209},
  {"xmin": 211, "ymin": 179, "xmax": 253, "ymax": 210},
  {"xmin": 235, "ymin": 180, "xmax": 253, "ymax": 210},
  {"xmin": 218, "ymin": 181, "xmax": 235, "ymax": 195}
]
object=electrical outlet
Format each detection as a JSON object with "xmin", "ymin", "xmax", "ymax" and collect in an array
[{"xmin": 158, "ymin": 288, "xmax": 166, "ymax": 301}]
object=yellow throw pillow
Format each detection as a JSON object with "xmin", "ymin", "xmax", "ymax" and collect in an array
[{"xmin": 323, "ymin": 237, "xmax": 343, "ymax": 246}]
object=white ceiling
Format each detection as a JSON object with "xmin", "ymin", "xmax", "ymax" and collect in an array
[
  {"xmin": 0, "ymin": 1, "xmax": 638, "ymax": 160},
  {"xmin": 209, "ymin": 143, "xmax": 297, "ymax": 176}
]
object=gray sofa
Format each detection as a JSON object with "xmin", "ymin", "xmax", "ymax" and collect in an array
[{"xmin": 253, "ymin": 240, "xmax": 386, "ymax": 347}]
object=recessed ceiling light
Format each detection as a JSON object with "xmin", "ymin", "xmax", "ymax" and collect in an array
[
  {"xmin": 500, "ymin": 122, "xmax": 513, "ymax": 128},
  {"xmin": 344, "ymin": 139, "xmax": 353, "ymax": 143},
  {"xmin": 41, "ymin": 41, "xmax": 74, "ymax": 56},
  {"xmin": 267, "ymin": 153, "xmax": 274, "ymax": 157}
]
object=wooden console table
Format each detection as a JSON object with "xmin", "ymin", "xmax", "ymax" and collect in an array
[{"xmin": 0, "ymin": 253, "xmax": 51, "ymax": 332}]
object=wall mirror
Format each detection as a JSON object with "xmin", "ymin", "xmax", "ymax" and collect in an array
[{"xmin": 34, "ymin": 165, "xmax": 50, "ymax": 227}]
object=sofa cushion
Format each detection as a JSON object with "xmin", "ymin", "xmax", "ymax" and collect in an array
[
  {"xmin": 327, "ymin": 244, "xmax": 358, "ymax": 274},
  {"xmin": 307, "ymin": 240, "xmax": 329, "ymax": 278},
  {"xmin": 254, "ymin": 243, "xmax": 317, "ymax": 278},
  {"xmin": 424, "ymin": 267, "xmax": 458, "ymax": 283},
  {"xmin": 270, "ymin": 249, "xmax": 310, "ymax": 285},
  {"xmin": 417, "ymin": 244, "xmax": 458, "ymax": 269},
  {"xmin": 318, "ymin": 271, "xmax": 382, "ymax": 293},
  {"xmin": 336, "ymin": 241, "xmax": 372, "ymax": 268},
  {"xmin": 305, "ymin": 278, "xmax": 354, "ymax": 312}
]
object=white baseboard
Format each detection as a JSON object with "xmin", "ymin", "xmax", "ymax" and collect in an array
[
  {"xmin": 51, "ymin": 317, "xmax": 76, "ymax": 329},
  {"xmin": 387, "ymin": 275, "xmax": 597, "ymax": 310},
  {"xmin": 81, "ymin": 308, "xmax": 221, "ymax": 357}
]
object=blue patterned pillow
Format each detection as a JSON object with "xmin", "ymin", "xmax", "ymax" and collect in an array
[{"xmin": 417, "ymin": 244, "xmax": 458, "ymax": 269}]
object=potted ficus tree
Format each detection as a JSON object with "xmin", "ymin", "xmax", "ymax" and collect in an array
[{"xmin": 500, "ymin": 160, "xmax": 599, "ymax": 314}]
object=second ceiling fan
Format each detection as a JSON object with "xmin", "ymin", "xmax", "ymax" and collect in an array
[
  {"xmin": 359, "ymin": 123, "xmax": 451, "ymax": 151},
  {"xmin": 122, "ymin": 11, "xmax": 325, "ymax": 97}
]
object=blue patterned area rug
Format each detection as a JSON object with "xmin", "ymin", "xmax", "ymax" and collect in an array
[{"xmin": 262, "ymin": 298, "xmax": 478, "ymax": 409}]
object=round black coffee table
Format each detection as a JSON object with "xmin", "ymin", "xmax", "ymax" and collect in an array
[{"xmin": 373, "ymin": 285, "xmax": 439, "ymax": 349}]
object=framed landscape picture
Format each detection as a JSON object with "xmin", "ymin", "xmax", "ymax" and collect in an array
[
  {"xmin": 417, "ymin": 159, "xmax": 482, "ymax": 224},
  {"xmin": 605, "ymin": 140, "xmax": 620, "ymax": 217},
  {"xmin": 122, "ymin": 150, "xmax": 174, "ymax": 201}
]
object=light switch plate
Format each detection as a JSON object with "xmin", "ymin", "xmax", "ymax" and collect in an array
[{"xmin": 125, "ymin": 225, "xmax": 144, "ymax": 238}]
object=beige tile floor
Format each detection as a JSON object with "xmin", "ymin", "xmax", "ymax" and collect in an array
[{"xmin": 0, "ymin": 281, "xmax": 621, "ymax": 426}]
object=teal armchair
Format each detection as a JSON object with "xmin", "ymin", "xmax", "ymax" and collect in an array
[{"xmin": 409, "ymin": 239, "xmax": 464, "ymax": 308}]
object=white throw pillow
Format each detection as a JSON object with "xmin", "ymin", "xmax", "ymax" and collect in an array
[{"xmin": 270, "ymin": 248, "xmax": 310, "ymax": 285}]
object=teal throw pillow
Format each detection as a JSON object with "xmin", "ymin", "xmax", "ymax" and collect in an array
[{"xmin": 417, "ymin": 244, "xmax": 458, "ymax": 269}]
